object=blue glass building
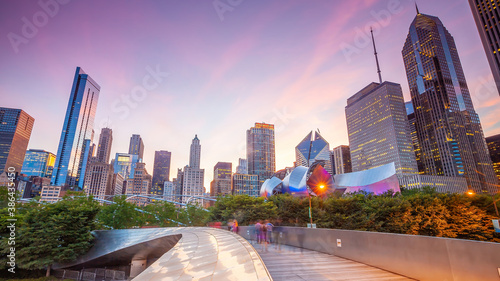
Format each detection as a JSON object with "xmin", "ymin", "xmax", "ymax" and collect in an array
[
  {"xmin": 21, "ymin": 149, "xmax": 56, "ymax": 178},
  {"xmin": 295, "ymin": 130, "xmax": 332, "ymax": 174},
  {"xmin": 51, "ymin": 67, "xmax": 100, "ymax": 188},
  {"xmin": 113, "ymin": 153, "xmax": 139, "ymax": 180}
]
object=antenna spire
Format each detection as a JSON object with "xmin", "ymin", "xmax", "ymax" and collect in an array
[
  {"xmin": 370, "ymin": 27, "xmax": 382, "ymax": 84},
  {"xmin": 415, "ymin": 2, "xmax": 420, "ymax": 14}
]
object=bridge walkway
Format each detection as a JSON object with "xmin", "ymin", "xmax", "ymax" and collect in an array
[{"xmin": 249, "ymin": 241, "xmax": 414, "ymax": 281}]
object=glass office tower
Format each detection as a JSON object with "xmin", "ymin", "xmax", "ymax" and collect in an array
[
  {"xmin": 295, "ymin": 130, "xmax": 332, "ymax": 174},
  {"xmin": 247, "ymin": 123, "xmax": 276, "ymax": 184},
  {"xmin": 346, "ymin": 82, "xmax": 419, "ymax": 175},
  {"xmin": 469, "ymin": 0, "xmax": 500, "ymax": 96},
  {"xmin": 486, "ymin": 134, "xmax": 500, "ymax": 181},
  {"xmin": 96, "ymin": 128, "xmax": 113, "ymax": 164},
  {"xmin": 113, "ymin": 153, "xmax": 139, "ymax": 180},
  {"xmin": 402, "ymin": 11, "xmax": 498, "ymax": 193},
  {"xmin": 21, "ymin": 149, "xmax": 56, "ymax": 178},
  {"xmin": 128, "ymin": 134, "xmax": 144, "ymax": 161},
  {"xmin": 152, "ymin": 150, "xmax": 172, "ymax": 195},
  {"xmin": 0, "ymin": 108, "xmax": 34, "ymax": 174},
  {"xmin": 51, "ymin": 67, "xmax": 100, "ymax": 188}
]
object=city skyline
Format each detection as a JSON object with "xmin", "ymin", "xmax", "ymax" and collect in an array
[{"xmin": 2, "ymin": 1, "xmax": 500, "ymax": 188}]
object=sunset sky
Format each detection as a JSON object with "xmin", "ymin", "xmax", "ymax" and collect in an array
[{"xmin": 1, "ymin": 0, "xmax": 499, "ymax": 189}]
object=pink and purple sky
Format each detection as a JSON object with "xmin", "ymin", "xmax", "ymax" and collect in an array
[{"xmin": 1, "ymin": 0, "xmax": 499, "ymax": 189}]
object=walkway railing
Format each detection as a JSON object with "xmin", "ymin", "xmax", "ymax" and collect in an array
[{"xmin": 239, "ymin": 226, "xmax": 500, "ymax": 281}]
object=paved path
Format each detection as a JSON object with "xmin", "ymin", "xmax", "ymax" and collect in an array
[{"xmin": 249, "ymin": 241, "xmax": 414, "ymax": 281}]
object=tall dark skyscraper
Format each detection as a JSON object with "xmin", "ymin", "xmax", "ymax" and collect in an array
[
  {"xmin": 469, "ymin": 0, "xmax": 500, "ymax": 96},
  {"xmin": 96, "ymin": 128, "xmax": 113, "ymax": 164},
  {"xmin": 151, "ymin": 150, "xmax": 171, "ymax": 195},
  {"xmin": 247, "ymin": 123, "xmax": 276, "ymax": 184},
  {"xmin": 331, "ymin": 145, "xmax": 352, "ymax": 175},
  {"xmin": 486, "ymin": 134, "xmax": 500, "ymax": 181},
  {"xmin": 128, "ymin": 134, "xmax": 144, "ymax": 161},
  {"xmin": 402, "ymin": 10, "xmax": 498, "ymax": 193},
  {"xmin": 52, "ymin": 67, "xmax": 100, "ymax": 188},
  {"xmin": 0, "ymin": 108, "xmax": 34, "ymax": 174}
]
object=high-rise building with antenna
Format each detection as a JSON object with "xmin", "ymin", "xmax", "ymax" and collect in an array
[{"xmin": 402, "ymin": 9, "xmax": 498, "ymax": 193}]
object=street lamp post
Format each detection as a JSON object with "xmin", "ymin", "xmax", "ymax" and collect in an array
[
  {"xmin": 308, "ymin": 184, "xmax": 325, "ymax": 228},
  {"xmin": 308, "ymin": 194, "xmax": 313, "ymax": 227},
  {"xmin": 493, "ymin": 197, "xmax": 500, "ymax": 217}
]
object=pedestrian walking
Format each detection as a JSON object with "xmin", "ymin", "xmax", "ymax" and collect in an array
[
  {"xmin": 255, "ymin": 221, "xmax": 262, "ymax": 243},
  {"xmin": 265, "ymin": 220, "xmax": 274, "ymax": 244}
]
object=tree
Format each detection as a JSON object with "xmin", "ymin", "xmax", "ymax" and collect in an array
[
  {"xmin": 14, "ymin": 195, "xmax": 100, "ymax": 276},
  {"xmin": 179, "ymin": 204, "xmax": 211, "ymax": 226},
  {"xmin": 209, "ymin": 195, "xmax": 277, "ymax": 225},
  {"xmin": 142, "ymin": 200, "xmax": 183, "ymax": 227},
  {"xmin": 96, "ymin": 196, "xmax": 146, "ymax": 229}
]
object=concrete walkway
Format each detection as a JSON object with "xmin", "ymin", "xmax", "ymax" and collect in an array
[{"xmin": 249, "ymin": 241, "xmax": 414, "ymax": 281}]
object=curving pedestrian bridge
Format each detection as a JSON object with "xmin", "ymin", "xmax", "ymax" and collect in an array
[
  {"xmin": 54, "ymin": 227, "xmax": 271, "ymax": 280},
  {"xmin": 55, "ymin": 226, "xmax": 500, "ymax": 281}
]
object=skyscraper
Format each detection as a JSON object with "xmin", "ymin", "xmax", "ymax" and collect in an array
[
  {"xmin": 295, "ymin": 130, "xmax": 332, "ymax": 174},
  {"xmin": 236, "ymin": 158, "xmax": 248, "ymax": 174},
  {"xmin": 486, "ymin": 134, "xmax": 500, "ymax": 181},
  {"xmin": 469, "ymin": 0, "xmax": 500, "ymax": 96},
  {"xmin": 84, "ymin": 128, "xmax": 115, "ymax": 198},
  {"xmin": 0, "ymin": 108, "xmax": 34, "ymax": 174},
  {"xmin": 127, "ymin": 162, "xmax": 152, "ymax": 205},
  {"xmin": 51, "ymin": 67, "xmax": 100, "ymax": 188},
  {"xmin": 163, "ymin": 181, "xmax": 174, "ymax": 198},
  {"xmin": 189, "ymin": 135, "xmax": 201, "ymax": 169},
  {"xmin": 83, "ymin": 162, "xmax": 113, "ymax": 198},
  {"xmin": 346, "ymin": 82, "xmax": 418, "ymax": 175},
  {"xmin": 247, "ymin": 123, "xmax": 276, "ymax": 184},
  {"xmin": 21, "ymin": 149, "xmax": 56, "ymax": 178},
  {"xmin": 96, "ymin": 128, "xmax": 113, "ymax": 164},
  {"xmin": 210, "ymin": 162, "xmax": 232, "ymax": 196},
  {"xmin": 405, "ymin": 101, "xmax": 424, "ymax": 173},
  {"xmin": 173, "ymin": 168, "xmax": 184, "ymax": 202},
  {"xmin": 182, "ymin": 166, "xmax": 204, "ymax": 204},
  {"xmin": 152, "ymin": 150, "xmax": 171, "ymax": 195},
  {"xmin": 182, "ymin": 135, "xmax": 205, "ymax": 204},
  {"xmin": 128, "ymin": 134, "xmax": 144, "ymax": 161},
  {"xmin": 331, "ymin": 145, "xmax": 352, "ymax": 175},
  {"xmin": 402, "ymin": 10, "xmax": 498, "ymax": 193}
]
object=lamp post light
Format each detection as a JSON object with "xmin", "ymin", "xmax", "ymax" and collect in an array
[{"xmin": 467, "ymin": 189, "xmax": 499, "ymax": 217}]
